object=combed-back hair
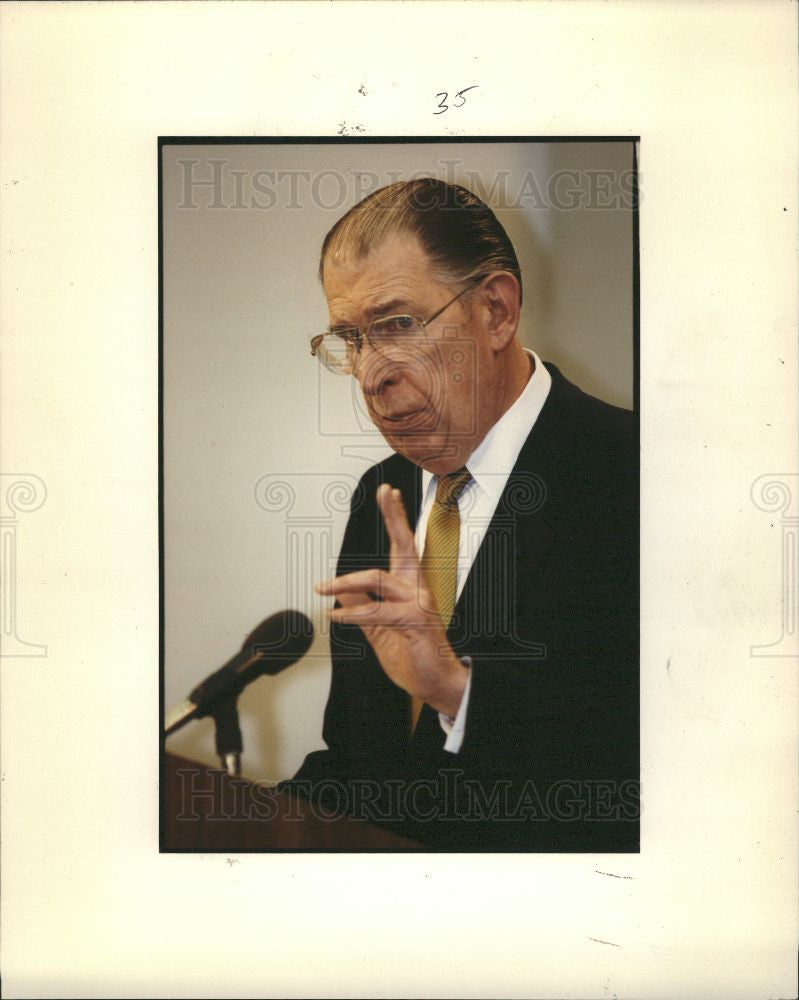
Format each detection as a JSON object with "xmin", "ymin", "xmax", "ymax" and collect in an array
[{"xmin": 318, "ymin": 178, "xmax": 522, "ymax": 304}]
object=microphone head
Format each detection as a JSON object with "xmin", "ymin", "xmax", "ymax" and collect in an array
[
  {"xmin": 181, "ymin": 610, "xmax": 315, "ymax": 722},
  {"xmin": 243, "ymin": 609, "xmax": 314, "ymax": 674}
]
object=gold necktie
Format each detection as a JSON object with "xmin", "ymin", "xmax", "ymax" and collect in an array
[{"xmin": 411, "ymin": 467, "xmax": 473, "ymax": 733}]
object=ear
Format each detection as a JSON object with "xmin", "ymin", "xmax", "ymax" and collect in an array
[{"xmin": 478, "ymin": 272, "xmax": 521, "ymax": 353}]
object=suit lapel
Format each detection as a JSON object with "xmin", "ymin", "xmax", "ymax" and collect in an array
[{"xmin": 447, "ymin": 364, "xmax": 574, "ymax": 658}]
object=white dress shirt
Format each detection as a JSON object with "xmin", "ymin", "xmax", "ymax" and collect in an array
[{"xmin": 414, "ymin": 350, "xmax": 552, "ymax": 752}]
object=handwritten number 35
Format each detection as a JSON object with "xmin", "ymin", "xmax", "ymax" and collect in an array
[{"xmin": 435, "ymin": 86, "xmax": 478, "ymax": 115}]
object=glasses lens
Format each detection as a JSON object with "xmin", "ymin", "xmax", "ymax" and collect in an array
[
  {"xmin": 316, "ymin": 331, "xmax": 357, "ymax": 374},
  {"xmin": 368, "ymin": 315, "xmax": 425, "ymax": 357}
]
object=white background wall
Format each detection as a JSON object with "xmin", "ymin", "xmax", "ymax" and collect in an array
[{"xmin": 162, "ymin": 141, "xmax": 634, "ymax": 781}]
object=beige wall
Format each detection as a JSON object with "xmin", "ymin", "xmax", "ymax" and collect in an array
[{"xmin": 162, "ymin": 141, "xmax": 635, "ymax": 780}]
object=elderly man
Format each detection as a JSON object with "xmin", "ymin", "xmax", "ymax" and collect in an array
[{"xmin": 288, "ymin": 178, "xmax": 638, "ymax": 851}]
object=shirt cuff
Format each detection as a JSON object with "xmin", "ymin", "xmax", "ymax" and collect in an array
[{"xmin": 438, "ymin": 658, "xmax": 472, "ymax": 753}]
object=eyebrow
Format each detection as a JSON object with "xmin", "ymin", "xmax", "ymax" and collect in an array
[
  {"xmin": 364, "ymin": 298, "xmax": 410, "ymax": 319},
  {"xmin": 328, "ymin": 298, "xmax": 413, "ymax": 331}
]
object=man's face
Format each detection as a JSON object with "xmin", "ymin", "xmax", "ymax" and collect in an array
[{"xmin": 323, "ymin": 233, "xmax": 499, "ymax": 475}]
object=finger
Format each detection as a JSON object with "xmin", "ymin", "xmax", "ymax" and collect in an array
[
  {"xmin": 334, "ymin": 590, "xmax": 369, "ymax": 608},
  {"xmin": 328, "ymin": 600, "xmax": 440, "ymax": 628},
  {"xmin": 377, "ymin": 484, "xmax": 418, "ymax": 566},
  {"xmin": 326, "ymin": 601, "xmax": 403, "ymax": 625},
  {"xmin": 315, "ymin": 569, "xmax": 407, "ymax": 601}
]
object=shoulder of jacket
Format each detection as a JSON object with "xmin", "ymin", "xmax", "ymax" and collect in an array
[
  {"xmin": 546, "ymin": 361, "xmax": 636, "ymax": 438},
  {"xmin": 356, "ymin": 451, "xmax": 417, "ymax": 488}
]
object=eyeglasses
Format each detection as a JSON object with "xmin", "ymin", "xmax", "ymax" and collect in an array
[{"xmin": 310, "ymin": 275, "xmax": 485, "ymax": 375}]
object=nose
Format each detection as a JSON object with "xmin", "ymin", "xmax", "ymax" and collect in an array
[{"xmin": 355, "ymin": 340, "xmax": 402, "ymax": 398}]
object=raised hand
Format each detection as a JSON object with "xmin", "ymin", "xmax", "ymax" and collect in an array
[{"xmin": 315, "ymin": 483, "xmax": 468, "ymax": 717}]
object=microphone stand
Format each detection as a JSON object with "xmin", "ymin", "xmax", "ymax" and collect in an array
[{"xmin": 209, "ymin": 695, "xmax": 243, "ymax": 777}]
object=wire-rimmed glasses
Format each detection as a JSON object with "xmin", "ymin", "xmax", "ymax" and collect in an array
[{"xmin": 310, "ymin": 275, "xmax": 484, "ymax": 375}]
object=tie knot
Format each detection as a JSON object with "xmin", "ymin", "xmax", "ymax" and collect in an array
[{"xmin": 434, "ymin": 467, "xmax": 473, "ymax": 509}]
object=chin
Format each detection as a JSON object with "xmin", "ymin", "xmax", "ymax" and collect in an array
[{"xmin": 383, "ymin": 432, "xmax": 458, "ymax": 472}]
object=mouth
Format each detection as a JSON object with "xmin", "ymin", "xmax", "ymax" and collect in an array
[{"xmin": 379, "ymin": 407, "xmax": 427, "ymax": 426}]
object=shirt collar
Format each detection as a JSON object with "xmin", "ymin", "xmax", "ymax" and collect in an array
[{"xmin": 421, "ymin": 350, "xmax": 552, "ymax": 506}]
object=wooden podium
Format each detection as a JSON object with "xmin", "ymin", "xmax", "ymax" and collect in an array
[{"xmin": 162, "ymin": 753, "xmax": 422, "ymax": 851}]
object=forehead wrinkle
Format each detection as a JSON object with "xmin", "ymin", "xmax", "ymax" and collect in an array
[
  {"xmin": 323, "ymin": 234, "xmax": 440, "ymax": 324},
  {"xmin": 326, "ymin": 277, "xmax": 424, "ymax": 326}
]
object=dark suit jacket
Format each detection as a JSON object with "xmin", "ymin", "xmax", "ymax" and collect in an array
[{"xmin": 287, "ymin": 363, "xmax": 639, "ymax": 851}]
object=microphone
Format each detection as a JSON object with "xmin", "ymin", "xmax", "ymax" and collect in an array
[{"xmin": 164, "ymin": 609, "xmax": 314, "ymax": 737}]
